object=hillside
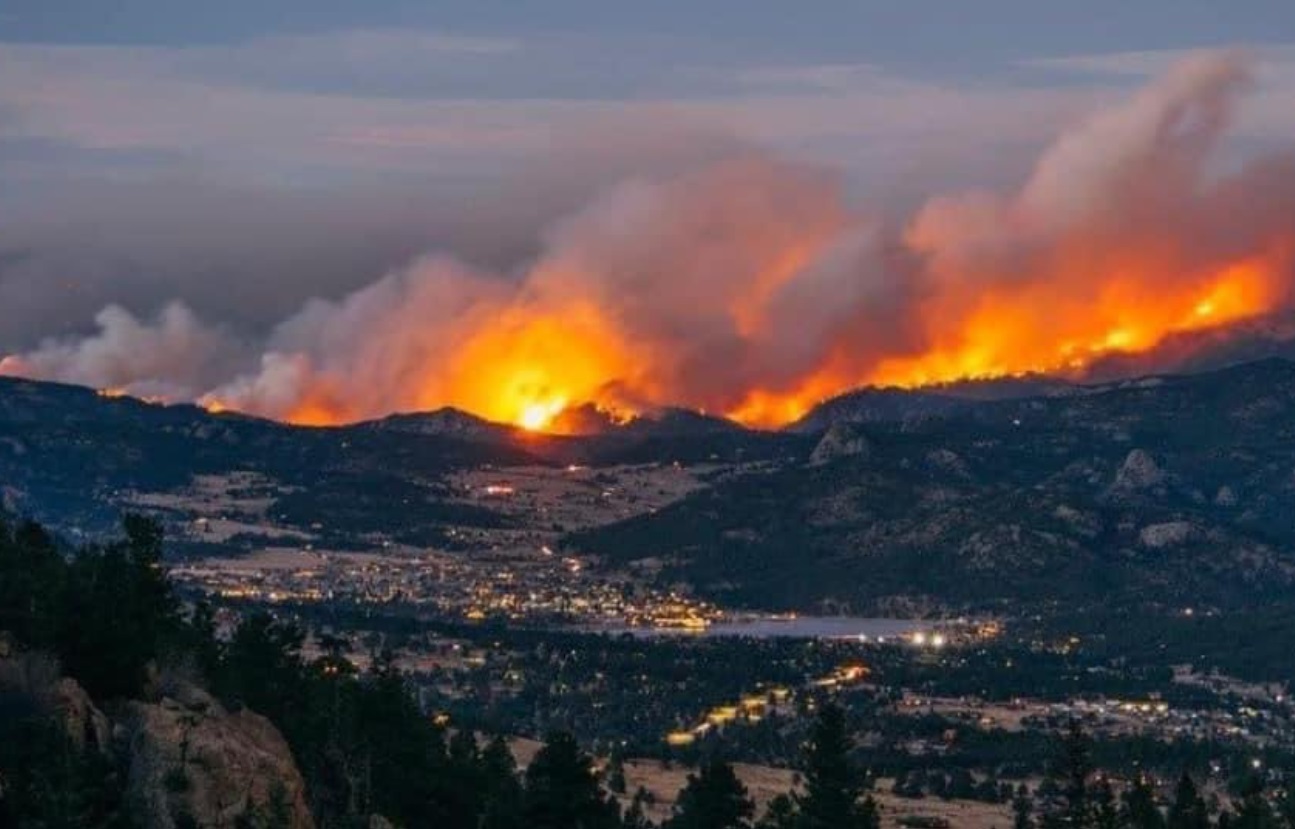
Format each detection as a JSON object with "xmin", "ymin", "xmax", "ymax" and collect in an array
[
  {"xmin": 0, "ymin": 377, "xmax": 545, "ymax": 545},
  {"xmin": 568, "ymin": 360, "xmax": 1295, "ymax": 612},
  {"xmin": 7, "ymin": 361, "xmax": 1295, "ymax": 612},
  {"xmin": 0, "ymin": 377, "xmax": 799, "ymax": 553}
]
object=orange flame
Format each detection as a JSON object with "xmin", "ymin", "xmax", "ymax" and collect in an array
[
  {"xmin": 437, "ymin": 302, "xmax": 638, "ymax": 433},
  {"xmin": 269, "ymin": 249, "xmax": 1289, "ymax": 433},
  {"xmin": 864, "ymin": 255, "xmax": 1285, "ymax": 393}
]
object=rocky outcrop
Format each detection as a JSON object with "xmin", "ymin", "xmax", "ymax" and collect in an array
[
  {"xmin": 1108, "ymin": 450, "xmax": 1170, "ymax": 502},
  {"xmin": 808, "ymin": 423, "xmax": 872, "ymax": 466},
  {"xmin": 925, "ymin": 448, "xmax": 970, "ymax": 479},
  {"xmin": 1111, "ymin": 449, "xmax": 1165, "ymax": 493},
  {"xmin": 124, "ymin": 683, "xmax": 314, "ymax": 829},
  {"xmin": 0, "ymin": 642, "xmax": 111, "ymax": 751},
  {"xmin": 0, "ymin": 642, "xmax": 314, "ymax": 829},
  {"xmin": 1139, "ymin": 521, "xmax": 1195, "ymax": 549},
  {"xmin": 0, "ymin": 645, "xmax": 110, "ymax": 755},
  {"xmin": 52, "ymin": 677, "xmax": 113, "ymax": 755}
]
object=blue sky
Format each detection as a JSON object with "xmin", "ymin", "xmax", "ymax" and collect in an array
[
  {"xmin": 5, "ymin": 1, "xmax": 1294, "ymax": 57},
  {"xmin": 1, "ymin": 1, "xmax": 1294, "ymax": 346}
]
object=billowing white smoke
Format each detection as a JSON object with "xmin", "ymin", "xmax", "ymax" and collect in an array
[
  {"xmin": 4, "ymin": 51, "xmax": 1294, "ymax": 425},
  {"xmin": 0, "ymin": 302, "xmax": 241, "ymax": 400},
  {"xmin": 205, "ymin": 256, "xmax": 512, "ymax": 416}
]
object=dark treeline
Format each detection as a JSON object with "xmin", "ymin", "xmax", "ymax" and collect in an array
[
  {"xmin": 0, "ymin": 516, "xmax": 884, "ymax": 829},
  {"xmin": 1017, "ymin": 721, "xmax": 1295, "ymax": 829}
]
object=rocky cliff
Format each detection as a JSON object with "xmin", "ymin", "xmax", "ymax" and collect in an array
[{"xmin": 0, "ymin": 642, "xmax": 313, "ymax": 829}]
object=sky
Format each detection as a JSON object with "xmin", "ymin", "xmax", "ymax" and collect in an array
[{"xmin": 2, "ymin": 1, "xmax": 1295, "ymax": 350}]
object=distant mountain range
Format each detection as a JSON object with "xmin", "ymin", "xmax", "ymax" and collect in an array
[{"xmin": 4, "ymin": 360, "xmax": 1295, "ymax": 613}]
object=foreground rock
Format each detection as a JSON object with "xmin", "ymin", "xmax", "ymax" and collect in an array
[
  {"xmin": 125, "ymin": 683, "xmax": 314, "ymax": 829},
  {"xmin": 1, "ymin": 641, "xmax": 313, "ymax": 829}
]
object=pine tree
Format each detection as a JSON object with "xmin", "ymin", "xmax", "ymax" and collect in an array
[
  {"xmin": 623, "ymin": 788, "xmax": 656, "ymax": 829},
  {"xmin": 523, "ymin": 731, "xmax": 621, "ymax": 829},
  {"xmin": 1233, "ymin": 776, "xmax": 1277, "ymax": 829},
  {"xmin": 1014, "ymin": 784, "xmax": 1036, "ymax": 829},
  {"xmin": 794, "ymin": 703, "xmax": 879, "ymax": 829},
  {"xmin": 480, "ymin": 736, "xmax": 526, "ymax": 829},
  {"xmin": 607, "ymin": 752, "xmax": 628, "ymax": 796},
  {"xmin": 1276, "ymin": 775, "xmax": 1295, "ymax": 829},
  {"xmin": 57, "ymin": 515, "xmax": 182, "ymax": 699},
  {"xmin": 0, "ymin": 519, "xmax": 65, "ymax": 648},
  {"xmin": 1092, "ymin": 778, "xmax": 1120, "ymax": 829},
  {"xmin": 1167, "ymin": 772, "xmax": 1210, "ymax": 829},
  {"xmin": 1124, "ymin": 775, "xmax": 1165, "ymax": 829},
  {"xmin": 1042, "ymin": 720, "xmax": 1094, "ymax": 829},
  {"xmin": 755, "ymin": 794, "xmax": 798, "ymax": 829},
  {"xmin": 666, "ymin": 758, "xmax": 754, "ymax": 829}
]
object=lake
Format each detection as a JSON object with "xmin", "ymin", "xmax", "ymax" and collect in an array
[{"xmin": 602, "ymin": 616, "xmax": 928, "ymax": 640}]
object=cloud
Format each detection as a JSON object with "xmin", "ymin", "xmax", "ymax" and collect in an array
[{"xmin": 0, "ymin": 28, "xmax": 1214, "ymax": 185}]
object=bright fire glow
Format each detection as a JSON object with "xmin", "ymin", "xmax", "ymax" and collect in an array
[
  {"xmin": 238, "ymin": 250, "xmax": 1292, "ymax": 432},
  {"xmin": 2, "ymin": 56, "xmax": 1292, "ymax": 434}
]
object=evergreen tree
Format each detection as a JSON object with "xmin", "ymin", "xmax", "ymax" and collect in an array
[
  {"xmin": 0, "ymin": 519, "xmax": 65, "ymax": 648},
  {"xmin": 666, "ymin": 758, "xmax": 754, "ymax": 829},
  {"xmin": 1276, "ymin": 775, "xmax": 1295, "ymax": 829},
  {"xmin": 1167, "ymin": 773, "xmax": 1210, "ymax": 829},
  {"xmin": 607, "ymin": 752, "xmax": 629, "ymax": 796},
  {"xmin": 217, "ymin": 612, "xmax": 306, "ymax": 725},
  {"xmin": 755, "ymin": 794, "xmax": 799, "ymax": 829},
  {"xmin": 1123, "ymin": 775, "xmax": 1165, "ymax": 829},
  {"xmin": 1092, "ymin": 778, "xmax": 1121, "ymax": 829},
  {"xmin": 623, "ymin": 789, "xmax": 656, "ymax": 829},
  {"xmin": 1042, "ymin": 720, "xmax": 1094, "ymax": 829},
  {"xmin": 1014, "ymin": 784, "xmax": 1036, "ymax": 829},
  {"xmin": 794, "ymin": 703, "xmax": 879, "ymax": 829},
  {"xmin": 480, "ymin": 736, "xmax": 526, "ymax": 829},
  {"xmin": 57, "ymin": 515, "xmax": 181, "ymax": 699},
  {"xmin": 1233, "ymin": 776, "xmax": 1277, "ymax": 829},
  {"xmin": 186, "ymin": 600, "xmax": 223, "ymax": 685},
  {"xmin": 523, "ymin": 731, "xmax": 621, "ymax": 829}
]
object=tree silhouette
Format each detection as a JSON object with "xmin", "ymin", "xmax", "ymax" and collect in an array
[
  {"xmin": 1014, "ymin": 784, "xmax": 1036, "ymax": 829},
  {"xmin": 523, "ymin": 732, "xmax": 621, "ymax": 829},
  {"xmin": 794, "ymin": 703, "xmax": 879, "ymax": 829},
  {"xmin": 1124, "ymin": 774, "xmax": 1166, "ymax": 829},
  {"xmin": 756, "ymin": 794, "xmax": 798, "ymax": 829},
  {"xmin": 1043, "ymin": 720, "xmax": 1094, "ymax": 829},
  {"xmin": 1092, "ymin": 778, "xmax": 1120, "ymax": 829},
  {"xmin": 1167, "ymin": 772, "xmax": 1210, "ymax": 829},
  {"xmin": 1232, "ymin": 776, "xmax": 1277, "ymax": 829},
  {"xmin": 666, "ymin": 758, "xmax": 754, "ymax": 829}
]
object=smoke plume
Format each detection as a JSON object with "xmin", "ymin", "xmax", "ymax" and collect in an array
[{"xmin": 5, "ymin": 51, "xmax": 1295, "ymax": 430}]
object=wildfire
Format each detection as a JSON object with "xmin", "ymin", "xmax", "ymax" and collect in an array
[
  {"xmin": 434, "ymin": 302, "xmax": 640, "ymax": 433},
  {"xmin": 518, "ymin": 399, "xmax": 566, "ymax": 432},
  {"xmin": 862, "ymin": 256, "xmax": 1285, "ymax": 394},
  {"xmin": 228, "ymin": 250, "xmax": 1293, "ymax": 432},
  {"xmin": 3, "ymin": 54, "xmax": 1293, "ymax": 435}
]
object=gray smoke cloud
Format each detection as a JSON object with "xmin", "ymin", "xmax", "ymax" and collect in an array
[{"xmin": 4, "ymin": 51, "xmax": 1295, "ymax": 427}]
